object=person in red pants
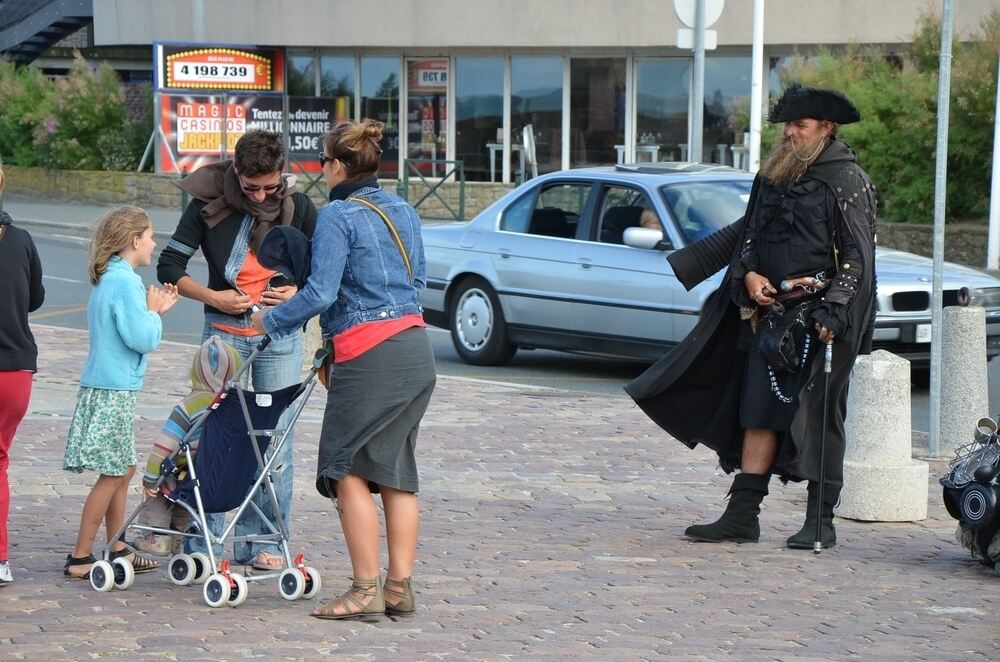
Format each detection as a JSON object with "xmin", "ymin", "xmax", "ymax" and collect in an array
[{"xmin": 0, "ymin": 163, "xmax": 46, "ymax": 586}]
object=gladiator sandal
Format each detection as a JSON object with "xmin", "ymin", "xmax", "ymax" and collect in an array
[
  {"xmin": 312, "ymin": 577, "xmax": 385, "ymax": 620},
  {"xmin": 384, "ymin": 576, "xmax": 415, "ymax": 617}
]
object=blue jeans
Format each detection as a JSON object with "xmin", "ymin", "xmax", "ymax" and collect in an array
[{"xmin": 186, "ymin": 315, "xmax": 302, "ymax": 563}]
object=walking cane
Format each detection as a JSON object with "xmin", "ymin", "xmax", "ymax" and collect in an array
[{"xmin": 814, "ymin": 339, "xmax": 834, "ymax": 553}]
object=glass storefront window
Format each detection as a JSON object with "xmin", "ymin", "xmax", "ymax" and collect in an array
[
  {"xmin": 361, "ymin": 57, "xmax": 400, "ymax": 176},
  {"xmin": 288, "ymin": 54, "xmax": 316, "ymax": 96},
  {"xmin": 570, "ymin": 58, "xmax": 625, "ymax": 168},
  {"xmin": 702, "ymin": 56, "xmax": 752, "ymax": 165},
  {"xmin": 406, "ymin": 58, "xmax": 449, "ymax": 177},
  {"xmin": 512, "ymin": 57, "xmax": 562, "ymax": 177},
  {"xmin": 320, "ymin": 55, "xmax": 355, "ymax": 122},
  {"xmin": 456, "ymin": 57, "xmax": 503, "ymax": 182},
  {"xmin": 635, "ymin": 58, "xmax": 690, "ymax": 163}
]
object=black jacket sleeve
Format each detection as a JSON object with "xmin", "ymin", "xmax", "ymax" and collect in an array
[
  {"xmin": 667, "ymin": 217, "xmax": 745, "ymax": 292},
  {"xmin": 157, "ymin": 201, "xmax": 206, "ymax": 286},
  {"xmin": 293, "ymin": 192, "xmax": 318, "ymax": 239}
]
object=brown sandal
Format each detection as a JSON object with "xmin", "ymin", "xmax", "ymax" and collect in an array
[
  {"xmin": 64, "ymin": 553, "xmax": 95, "ymax": 580},
  {"xmin": 312, "ymin": 577, "xmax": 385, "ymax": 620},
  {"xmin": 384, "ymin": 576, "xmax": 415, "ymax": 616},
  {"xmin": 109, "ymin": 548, "xmax": 159, "ymax": 573}
]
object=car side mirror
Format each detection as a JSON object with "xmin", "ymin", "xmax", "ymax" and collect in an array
[{"xmin": 623, "ymin": 226, "xmax": 672, "ymax": 251}]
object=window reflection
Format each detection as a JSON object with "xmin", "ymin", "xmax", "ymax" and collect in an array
[
  {"xmin": 361, "ymin": 57, "xmax": 399, "ymax": 177},
  {"xmin": 570, "ymin": 58, "xmax": 625, "ymax": 168},
  {"xmin": 320, "ymin": 56, "xmax": 354, "ymax": 122},
  {"xmin": 635, "ymin": 58, "xmax": 690, "ymax": 164},
  {"xmin": 288, "ymin": 54, "xmax": 316, "ymax": 96},
  {"xmin": 512, "ymin": 57, "xmax": 562, "ymax": 178},
  {"xmin": 702, "ymin": 57, "xmax": 752, "ymax": 166},
  {"xmin": 456, "ymin": 57, "xmax": 503, "ymax": 182}
]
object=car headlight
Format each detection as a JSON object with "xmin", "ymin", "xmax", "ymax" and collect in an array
[{"xmin": 969, "ymin": 287, "xmax": 1000, "ymax": 308}]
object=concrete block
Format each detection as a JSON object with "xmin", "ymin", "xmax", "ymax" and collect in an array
[
  {"xmin": 842, "ymin": 350, "xmax": 928, "ymax": 521},
  {"xmin": 837, "ymin": 459, "xmax": 928, "ymax": 521},
  {"xmin": 940, "ymin": 306, "xmax": 988, "ymax": 455}
]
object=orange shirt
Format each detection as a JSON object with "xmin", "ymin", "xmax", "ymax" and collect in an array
[
  {"xmin": 333, "ymin": 314, "xmax": 426, "ymax": 363},
  {"xmin": 210, "ymin": 251, "xmax": 276, "ymax": 337}
]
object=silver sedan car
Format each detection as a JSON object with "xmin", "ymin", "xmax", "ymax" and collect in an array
[{"xmin": 420, "ymin": 163, "xmax": 1000, "ymax": 368}]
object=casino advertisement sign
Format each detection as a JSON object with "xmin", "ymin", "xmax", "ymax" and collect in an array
[
  {"xmin": 158, "ymin": 95, "xmax": 345, "ymax": 174},
  {"xmin": 154, "ymin": 43, "xmax": 285, "ymax": 93}
]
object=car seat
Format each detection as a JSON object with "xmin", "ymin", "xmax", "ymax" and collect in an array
[
  {"xmin": 528, "ymin": 207, "xmax": 574, "ymax": 238},
  {"xmin": 599, "ymin": 205, "xmax": 644, "ymax": 244}
]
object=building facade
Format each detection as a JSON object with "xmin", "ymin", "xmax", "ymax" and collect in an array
[{"xmin": 90, "ymin": 0, "xmax": 999, "ymax": 181}]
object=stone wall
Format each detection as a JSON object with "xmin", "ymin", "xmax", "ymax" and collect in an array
[{"xmin": 2, "ymin": 166, "xmax": 989, "ymax": 267}]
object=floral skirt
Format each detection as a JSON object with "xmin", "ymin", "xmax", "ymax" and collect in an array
[{"xmin": 63, "ymin": 387, "xmax": 138, "ymax": 476}]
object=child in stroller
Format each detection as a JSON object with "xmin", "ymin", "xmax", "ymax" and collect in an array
[{"xmin": 132, "ymin": 335, "xmax": 242, "ymax": 555}]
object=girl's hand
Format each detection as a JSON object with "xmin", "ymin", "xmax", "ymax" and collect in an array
[
  {"xmin": 146, "ymin": 285, "xmax": 166, "ymax": 312},
  {"xmin": 158, "ymin": 284, "xmax": 180, "ymax": 315}
]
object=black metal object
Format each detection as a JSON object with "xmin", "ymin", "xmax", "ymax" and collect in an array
[{"xmin": 814, "ymin": 340, "xmax": 834, "ymax": 553}]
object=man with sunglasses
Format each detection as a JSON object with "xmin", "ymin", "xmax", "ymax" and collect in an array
[{"xmin": 156, "ymin": 130, "xmax": 317, "ymax": 570}]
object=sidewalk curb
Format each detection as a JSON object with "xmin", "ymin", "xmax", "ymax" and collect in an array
[{"xmin": 16, "ymin": 216, "xmax": 175, "ymax": 242}]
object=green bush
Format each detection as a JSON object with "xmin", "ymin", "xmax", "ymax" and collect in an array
[
  {"xmin": 0, "ymin": 51, "xmax": 149, "ymax": 172},
  {"xmin": 769, "ymin": 10, "xmax": 998, "ymax": 223},
  {"xmin": 0, "ymin": 59, "xmax": 56, "ymax": 166}
]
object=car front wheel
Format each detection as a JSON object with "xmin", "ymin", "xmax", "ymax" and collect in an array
[{"xmin": 449, "ymin": 277, "xmax": 516, "ymax": 366}]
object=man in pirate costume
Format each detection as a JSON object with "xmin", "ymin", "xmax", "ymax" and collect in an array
[{"xmin": 626, "ymin": 85, "xmax": 877, "ymax": 548}]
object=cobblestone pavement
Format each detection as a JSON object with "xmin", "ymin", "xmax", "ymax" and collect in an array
[{"xmin": 0, "ymin": 326, "xmax": 995, "ymax": 661}]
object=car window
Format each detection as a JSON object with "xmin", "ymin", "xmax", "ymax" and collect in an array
[
  {"xmin": 660, "ymin": 180, "xmax": 751, "ymax": 243},
  {"xmin": 501, "ymin": 182, "xmax": 589, "ymax": 239},
  {"xmin": 596, "ymin": 185, "xmax": 657, "ymax": 245}
]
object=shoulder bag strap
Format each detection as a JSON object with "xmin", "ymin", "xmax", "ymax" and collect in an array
[{"xmin": 348, "ymin": 196, "xmax": 413, "ymax": 282}]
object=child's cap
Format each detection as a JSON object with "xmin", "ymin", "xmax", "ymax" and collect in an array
[{"xmin": 191, "ymin": 335, "xmax": 243, "ymax": 392}]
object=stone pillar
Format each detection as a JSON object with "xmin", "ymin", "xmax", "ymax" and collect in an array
[
  {"xmin": 940, "ymin": 305, "xmax": 988, "ymax": 455},
  {"xmin": 838, "ymin": 350, "xmax": 928, "ymax": 521}
]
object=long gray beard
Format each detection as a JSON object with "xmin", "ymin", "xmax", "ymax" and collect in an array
[{"xmin": 759, "ymin": 136, "xmax": 827, "ymax": 185}]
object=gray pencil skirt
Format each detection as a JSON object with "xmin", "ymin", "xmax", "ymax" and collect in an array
[{"xmin": 315, "ymin": 326, "xmax": 436, "ymax": 499}]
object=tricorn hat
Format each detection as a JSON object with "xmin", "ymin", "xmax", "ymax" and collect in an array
[{"xmin": 768, "ymin": 84, "xmax": 861, "ymax": 124}]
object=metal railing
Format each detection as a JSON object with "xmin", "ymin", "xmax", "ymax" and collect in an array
[
  {"xmin": 399, "ymin": 158, "xmax": 465, "ymax": 223},
  {"xmin": 288, "ymin": 155, "xmax": 327, "ymax": 199}
]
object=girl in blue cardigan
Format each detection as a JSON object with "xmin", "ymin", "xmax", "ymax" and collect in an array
[{"xmin": 63, "ymin": 207, "xmax": 179, "ymax": 579}]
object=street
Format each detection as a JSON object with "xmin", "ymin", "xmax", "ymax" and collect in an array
[{"xmin": 29, "ymin": 225, "xmax": 1000, "ymax": 437}]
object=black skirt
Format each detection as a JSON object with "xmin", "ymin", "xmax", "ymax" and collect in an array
[{"xmin": 316, "ymin": 326, "xmax": 436, "ymax": 498}]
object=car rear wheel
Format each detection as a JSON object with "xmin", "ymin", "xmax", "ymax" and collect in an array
[{"xmin": 449, "ymin": 277, "xmax": 516, "ymax": 365}]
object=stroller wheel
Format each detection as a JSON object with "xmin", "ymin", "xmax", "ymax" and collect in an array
[
  {"xmin": 228, "ymin": 573, "xmax": 249, "ymax": 607},
  {"xmin": 203, "ymin": 573, "xmax": 230, "ymax": 608},
  {"xmin": 90, "ymin": 560, "xmax": 115, "ymax": 592},
  {"xmin": 189, "ymin": 552, "xmax": 212, "ymax": 584},
  {"xmin": 278, "ymin": 567, "xmax": 305, "ymax": 601},
  {"xmin": 111, "ymin": 558, "xmax": 135, "ymax": 590},
  {"xmin": 168, "ymin": 554, "xmax": 196, "ymax": 586},
  {"xmin": 302, "ymin": 567, "xmax": 322, "ymax": 600}
]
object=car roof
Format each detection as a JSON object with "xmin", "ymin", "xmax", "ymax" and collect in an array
[{"xmin": 554, "ymin": 163, "xmax": 754, "ymax": 185}]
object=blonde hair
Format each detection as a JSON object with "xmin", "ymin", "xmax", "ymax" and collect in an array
[
  {"xmin": 321, "ymin": 118, "xmax": 384, "ymax": 178},
  {"xmin": 0, "ymin": 163, "xmax": 5, "ymax": 196},
  {"xmin": 89, "ymin": 206, "xmax": 151, "ymax": 284}
]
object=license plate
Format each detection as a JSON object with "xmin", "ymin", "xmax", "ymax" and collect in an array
[{"xmin": 915, "ymin": 324, "xmax": 932, "ymax": 343}]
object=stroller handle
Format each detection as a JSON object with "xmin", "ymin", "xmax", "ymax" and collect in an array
[{"xmin": 256, "ymin": 336, "xmax": 271, "ymax": 352}]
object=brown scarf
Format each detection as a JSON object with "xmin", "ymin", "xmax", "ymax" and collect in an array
[{"xmin": 173, "ymin": 160, "xmax": 297, "ymax": 252}]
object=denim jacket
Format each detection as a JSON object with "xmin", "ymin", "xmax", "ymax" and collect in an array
[{"xmin": 262, "ymin": 185, "xmax": 426, "ymax": 341}]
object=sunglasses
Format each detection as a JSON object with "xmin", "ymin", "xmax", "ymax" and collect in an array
[
  {"xmin": 318, "ymin": 153, "xmax": 335, "ymax": 167},
  {"xmin": 238, "ymin": 175, "xmax": 282, "ymax": 194}
]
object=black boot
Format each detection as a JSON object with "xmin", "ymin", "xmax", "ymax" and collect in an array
[
  {"xmin": 685, "ymin": 473, "xmax": 770, "ymax": 543},
  {"xmin": 787, "ymin": 482, "xmax": 837, "ymax": 549}
]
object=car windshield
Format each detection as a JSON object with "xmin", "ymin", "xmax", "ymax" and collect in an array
[{"xmin": 660, "ymin": 180, "xmax": 752, "ymax": 243}]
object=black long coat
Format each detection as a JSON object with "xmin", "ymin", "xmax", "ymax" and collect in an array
[{"xmin": 625, "ymin": 140, "xmax": 877, "ymax": 490}]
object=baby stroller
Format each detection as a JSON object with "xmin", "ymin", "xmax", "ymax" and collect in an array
[
  {"xmin": 940, "ymin": 416, "xmax": 1000, "ymax": 572},
  {"xmin": 90, "ymin": 337, "xmax": 326, "ymax": 607}
]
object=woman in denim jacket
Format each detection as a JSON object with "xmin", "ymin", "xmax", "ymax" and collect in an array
[{"xmin": 254, "ymin": 119, "xmax": 436, "ymax": 620}]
